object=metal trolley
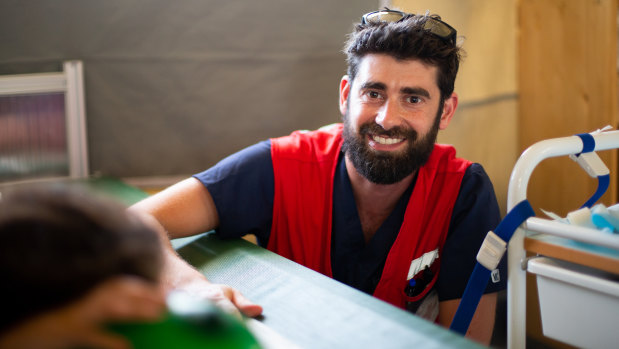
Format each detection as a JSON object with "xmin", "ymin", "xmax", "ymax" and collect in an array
[{"xmin": 507, "ymin": 130, "xmax": 619, "ymax": 349}]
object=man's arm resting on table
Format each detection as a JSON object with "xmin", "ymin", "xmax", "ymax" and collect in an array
[
  {"xmin": 438, "ymin": 292, "xmax": 497, "ymax": 345},
  {"xmin": 129, "ymin": 177, "xmax": 262, "ymax": 317}
]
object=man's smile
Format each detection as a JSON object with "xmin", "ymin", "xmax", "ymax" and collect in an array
[
  {"xmin": 370, "ymin": 134, "xmax": 405, "ymax": 145},
  {"xmin": 366, "ymin": 132, "xmax": 408, "ymax": 152}
]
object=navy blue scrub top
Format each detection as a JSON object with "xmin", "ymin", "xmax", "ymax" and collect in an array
[{"xmin": 194, "ymin": 140, "xmax": 506, "ymax": 301}]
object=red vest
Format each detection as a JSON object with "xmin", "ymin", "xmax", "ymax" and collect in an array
[{"xmin": 268, "ymin": 124, "xmax": 470, "ymax": 308}]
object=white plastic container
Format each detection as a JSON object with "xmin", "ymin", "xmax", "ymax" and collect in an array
[{"xmin": 527, "ymin": 257, "xmax": 619, "ymax": 349}]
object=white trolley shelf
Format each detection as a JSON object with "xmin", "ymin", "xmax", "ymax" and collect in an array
[{"xmin": 507, "ymin": 131, "xmax": 619, "ymax": 349}]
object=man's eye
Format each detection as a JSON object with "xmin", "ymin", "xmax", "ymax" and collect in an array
[
  {"xmin": 368, "ymin": 91, "xmax": 381, "ymax": 99},
  {"xmin": 406, "ymin": 96, "xmax": 421, "ymax": 104}
]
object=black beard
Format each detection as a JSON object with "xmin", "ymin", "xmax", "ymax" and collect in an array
[{"xmin": 341, "ymin": 113, "xmax": 440, "ymax": 185}]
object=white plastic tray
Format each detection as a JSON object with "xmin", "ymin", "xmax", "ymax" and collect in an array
[{"xmin": 528, "ymin": 257, "xmax": 619, "ymax": 349}]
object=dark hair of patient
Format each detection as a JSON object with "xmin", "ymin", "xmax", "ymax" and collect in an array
[{"xmin": 0, "ymin": 186, "xmax": 163, "ymax": 334}]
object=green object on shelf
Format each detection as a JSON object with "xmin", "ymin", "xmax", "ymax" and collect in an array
[{"xmin": 109, "ymin": 291, "xmax": 261, "ymax": 349}]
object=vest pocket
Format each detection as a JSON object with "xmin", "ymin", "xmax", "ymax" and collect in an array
[
  {"xmin": 401, "ymin": 265, "xmax": 440, "ymax": 322},
  {"xmin": 403, "ymin": 288, "xmax": 439, "ymax": 322}
]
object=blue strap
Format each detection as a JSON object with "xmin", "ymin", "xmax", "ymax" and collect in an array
[
  {"xmin": 581, "ymin": 174, "xmax": 609, "ymax": 209},
  {"xmin": 450, "ymin": 200, "xmax": 535, "ymax": 335},
  {"xmin": 575, "ymin": 133, "xmax": 609, "ymax": 208},
  {"xmin": 575, "ymin": 133, "xmax": 595, "ymax": 154}
]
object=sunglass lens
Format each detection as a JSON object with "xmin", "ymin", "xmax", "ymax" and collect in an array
[
  {"xmin": 365, "ymin": 12, "xmax": 404, "ymax": 24},
  {"xmin": 423, "ymin": 20, "xmax": 455, "ymax": 42}
]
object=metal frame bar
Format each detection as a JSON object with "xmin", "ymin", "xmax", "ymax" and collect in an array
[
  {"xmin": 63, "ymin": 61, "xmax": 89, "ymax": 178},
  {"xmin": 0, "ymin": 61, "xmax": 89, "ymax": 181}
]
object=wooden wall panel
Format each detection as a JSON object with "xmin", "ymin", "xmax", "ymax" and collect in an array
[{"xmin": 519, "ymin": 0, "xmax": 618, "ymax": 216}]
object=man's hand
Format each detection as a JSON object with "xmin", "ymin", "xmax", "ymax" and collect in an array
[
  {"xmin": 0, "ymin": 276, "xmax": 166, "ymax": 349},
  {"xmin": 177, "ymin": 279, "xmax": 263, "ymax": 318},
  {"xmin": 162, "ymin": 251, "xmax": 263, "ymax": 319},
  {"xmin": 159, "ymin": 250, "xmax": 264, "ymax": 319}
]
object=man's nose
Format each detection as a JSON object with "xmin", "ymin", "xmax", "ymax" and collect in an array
[{"xmin": 375, "ymin": 100, "xmax": 402, "ymax": 130}]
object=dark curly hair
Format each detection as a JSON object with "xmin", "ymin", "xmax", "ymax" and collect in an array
[{"xmin": 344, "ymin": 13, "xmax": 463, "ymax": 104}]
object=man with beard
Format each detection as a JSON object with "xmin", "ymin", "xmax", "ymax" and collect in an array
[{"xmin": 131, "ymin": 9, "xmax": 503, "ymax": 345}]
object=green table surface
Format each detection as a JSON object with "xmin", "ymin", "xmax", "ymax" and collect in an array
[{"xmin": 173, "ymin": 234, "xmax": 483, "ymax": 349}]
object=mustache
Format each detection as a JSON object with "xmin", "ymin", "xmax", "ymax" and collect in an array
[{"xmin": 358, "ymin": 122, "xmax": 418, "ymax": 142}]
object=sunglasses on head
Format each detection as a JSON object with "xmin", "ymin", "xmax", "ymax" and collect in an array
[{"xmin": 361, "ymin": 9, "xmax": 457, "ymax": 45}]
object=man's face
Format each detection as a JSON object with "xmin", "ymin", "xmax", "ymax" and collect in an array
[{"xmin": 339, "ymin": 54, "xmax": 456, "ymax": 184}]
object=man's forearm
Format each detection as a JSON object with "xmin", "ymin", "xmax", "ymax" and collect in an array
[{"xmin": 438, "ymin": 293, "xmax": 497, "ymax": 345}]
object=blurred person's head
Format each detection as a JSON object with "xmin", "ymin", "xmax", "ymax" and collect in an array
[{"xmin": 0, "ymin": 185, "xmax": 163, "ymax": 333}]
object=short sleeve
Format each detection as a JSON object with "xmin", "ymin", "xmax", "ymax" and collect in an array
[
  {"xmin": 436, "ymin": 163, "xmax": 505, "ymax": 301},
  {"xmin": 192, "ymin": 140, "xmax": 274, "ymax": 245}
]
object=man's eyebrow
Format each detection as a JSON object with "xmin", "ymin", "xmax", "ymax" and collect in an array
[
  {"xmin": 401, "ymin": 87, "xmax": 431, "ymax": 98},
  {"xmin": 360, "ymin": 81, "xmax": 387, "ymax": 91}
]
